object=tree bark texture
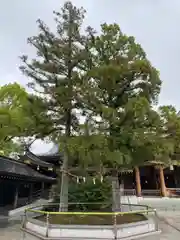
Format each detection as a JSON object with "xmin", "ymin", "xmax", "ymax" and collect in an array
[
  {"xmin": 112, "ymin": 175, "xmax": 121, "ymax": 211},
  {"xmin": 59, "ymin": 151, "xmax": 69, "ymax": 212},
  {"xmin": 159, "ymin": 165, "xmax": 167, "ymax": 197},
  {"xmin": 134, "ymin": 166, "xmax": 141, "ymax": 197}
]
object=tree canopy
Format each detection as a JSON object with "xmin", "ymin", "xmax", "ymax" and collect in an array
[
  {"xmin": 0, "ymin": 82, "xmax": 50, "ymax": 155},
  {"xmin": 20, "ymin": 1, "xmax": 93, "ymax": 210},
  {"xmin": 18, "ymin": 1, "xmax": 180, "ymax": 208},
  {"xmin": 78, "ymin": 23, "xmax": 162, "ymax": 171},
  {"xmin": 0, "ymin": 1, "xmax": 178, "ymax": 207},
  {"xmin": 158, "ymin": 105, "xmax": 180, "ymax": 164},
  {"xmin": 0, "ymin": 83, "xmax": 32, "ymax": 153}
]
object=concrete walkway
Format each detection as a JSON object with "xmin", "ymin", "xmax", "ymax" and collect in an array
[
  {"xmin": 0, "ymin": 221, "xmax": 179, "ymax": 240},
  {"xmin": 0, "ymin": 222, "xmax": 39, "ymax": 240},
  {"xmin": 0, "ymin": 215, "xmax": 179, "ymax": 240},
  {"xmin": 139, "ymin": 197, "xmax": 180, "ymax": 211},
  {"xmin": 140, "ymin": 220, "xmax": 180, "ymax": 239},
  {"xmin": 0, "ymin": 223, "xmax": 23, "ymax": 240},
  {"xmin": 0, "ymin": 198, "xmax": 52, "ymax": 240},
  {"xmin": 138, "ymin": 198, "xmax": 180, "ymax": 239},
  {"xmin": 2, "ymin": 198, "xmax": 180, "ymax": 240}
]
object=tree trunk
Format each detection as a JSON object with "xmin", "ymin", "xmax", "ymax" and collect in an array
[
  {"xmin": 58, "ymin": 8, "xmax": 74, "ymax": 212},
  {"xmin": 119, "ymin": 180, "xmax": 124, "ymax": 210},
  {"xmin": 59, "ymin": 103, "xmax": 71, "ymax": 212},
  {"xmin": 112, "ymin": 173, "xmax": 121, "ymax": 211},
  {"xmin": 59, "ymin": 150, "xmax": 69, "ymax": 212},
  {"xmin": 134, "ymin": 166, "xmax": 141, "ymax": 197},
  {"xmin": 159, "ymin": 165, "xmax": 167, "ymax": 197}
]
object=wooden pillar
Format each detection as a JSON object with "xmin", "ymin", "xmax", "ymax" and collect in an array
[
  {"xmin": 134, "ymin": 166, "xmax": 141, "ymax": 197},
  {"xmin": 13, "ymin": 185, "xmax": 19, "ymax": 209},
  {"xmin": 159, "ymin": 165, "xmax": 167, "ymax": 197}
]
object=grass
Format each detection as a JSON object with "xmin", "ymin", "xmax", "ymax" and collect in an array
[{"xmin": 37, "ymin": 213, "xmax": 146, "ymax": 225}]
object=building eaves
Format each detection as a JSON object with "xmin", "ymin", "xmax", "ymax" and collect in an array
[
  {"xmin": 25, "ymin": 150, "xmax": 54, "ymax": 168},
  {"xmin": 0, "ymin": 155, "xmax": 55, "ymax": 182}
]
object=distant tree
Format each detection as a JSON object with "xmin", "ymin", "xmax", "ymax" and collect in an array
[
  {"xmin": 0, "ymin": 83, "xmax": 48, "ymax": 154},
  {"xmin": 1, "ymin": 141, "xmax": 23, "ymax": 158},
  {"xmin": 158, "ymin": 105, "xmax": 180, "ymax": 153},
  {"xmin": 149, "ymin": 105, "xmax": 180, "ymax": 196},
  {"xmin": 0, "ymin": 83, "xmax": 31, "ymax": 144}
]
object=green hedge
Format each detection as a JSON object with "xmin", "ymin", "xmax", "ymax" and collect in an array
[{"xmin": 54, "ymin": 179, "xmax": 112, "ymax": 211}]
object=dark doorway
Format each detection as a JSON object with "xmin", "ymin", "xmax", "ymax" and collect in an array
[
  {"xmin": 0, "ymin": 180, "xmax": 15, "ymax": 206},
  {"xmin": 165, "ymin": 174, "xmax": 175, "ymax": 188}
]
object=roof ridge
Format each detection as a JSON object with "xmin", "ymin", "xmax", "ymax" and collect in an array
[
  {"xmin": 0, "ymin": 155, "xmax": 25, "ymax": 166},
  {"xmin": 25, "ymin": 150, "xmax": 53, "ymax": 167},
  {"xmin": 0, "ymin": 155, "xmax": 56, "ymax": 182}
]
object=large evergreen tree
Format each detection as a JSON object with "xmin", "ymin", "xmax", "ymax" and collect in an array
[
  {"xmin": 20, "ymin": 1, "xmax": 93, "ymax": 211},
  {"xmin": 19, "ymin": 1, "xmax": 166, "ymax": 207},
  {"xmin": 79, "ymin": 23, "xmax": 162, "ymax": 207},
  {"xmin": 81, "ymin": 23, "xmax": 161, "ymax": 165}
]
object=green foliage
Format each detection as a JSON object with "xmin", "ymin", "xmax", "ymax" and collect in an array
[
  {"xmin": 16, "ymin": 1, "xmax": 180, "ymax": 207},
  {"xmin": 54, "ymin": 179, "xmax": 111, "ymax": 211},
  {"xmin": 0, "ymin": 141, "xmax": 23, "ymax": 156},
  {"xmin": 0, "ymin": 83, "xmax": 33, "ymax": 141},
  {"xmin": 19, "ymin": 1, "xmax": 163, "ymax": 172},
  {"xmin": 79, "ymin": 23, "xmax": 162, "ymax": 169},
  {"xmin": 20, "ymin": 1, "xmax": 96, "ymax": 210},
  {"xmin": 21, "ymin": 94, "xmax": 55, "ymax": 139},
  {"xmin": 0, "ymin": 82, "xmax": 52, "ymax": 154},
  {"xmin": 20, "ymin": 1, "xmax": 90, "ymax": 142},
  {"xmin": 2, "ymin": 2, "xmax": 180, "ymax": 212},
  {"xmin": 157, "ymin": 105, "xmax": 180, "ymax": 163}
]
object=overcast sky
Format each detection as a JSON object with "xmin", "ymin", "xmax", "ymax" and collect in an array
[{"xmin": 1, "ymin": 0, "xmax": 180, "ymax": 153}]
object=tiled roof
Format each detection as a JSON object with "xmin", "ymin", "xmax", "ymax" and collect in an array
[
  {"xmin": 25, "ymin": 150, "xmax": 54, "ymax": 168},
  {"xmin": 0, "ymin": 155, "xmax": 56, "ymax": 182}
]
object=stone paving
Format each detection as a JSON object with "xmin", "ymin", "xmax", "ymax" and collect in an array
[
  {"xmin": 0, "ymin": 223, "xmax": 38, "ymax": 240},
  {"xmin": 1, "ymin": 198, "xmax": 180, "ymax": 239},
  {"xmin": 141, "ymin": 219, "xmax": 180, "ymax": 239},
  {"xmin": 0, "ymin": 218, "xmax": 180, "ymax": 240},
  {"xmin": 139, "ymin": 197, "xmax": 180, "ymax": 211},
  {"xmin": 0, "ymin": 222, "xmax": 23, "ymax": 240},
  {"xmin": 138, "ymin": 198, "xmax": 180, "ymax": 239}
]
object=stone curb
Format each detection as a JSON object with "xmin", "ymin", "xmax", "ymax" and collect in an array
[
  {"xmin": 22, "ymin": 227, "xmax": 161, "ymax": 240},
  {"xmin": 117, "ymin": 230, "xmax": 161, "ymax": 240}
]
